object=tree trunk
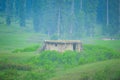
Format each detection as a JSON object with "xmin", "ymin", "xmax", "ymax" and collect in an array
[
  {"xmin": 106, "ymin": 0, "xmax": 109, "ymax": 26},
  {"xmin": 70, "ymin": 0, "xmax": 74, "ymax": 35},
  {"xmin": 19, "ymin": 0, "xmax": 26, "ymax": 27},
  {"xmin": 80, "ymin": 0, "xmax": 82, "ymax": 10},
  {"xmin": 6, "ymin": 0, "xmax": 11, "ymax": 25},
  {"xmin": 57, "ymin": 8, "xmax": 61, "ymax": 39}
]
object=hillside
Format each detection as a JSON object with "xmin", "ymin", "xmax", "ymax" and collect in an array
[
  {"xmin": 50, "ymin": 59, "xmax": 120, "ymax": 80},
  {"xmin": 0, "ymin": 24, "xmax": 120, "ymax": 80},
  {"xmin": 0, "ymin": 0, "xmax": 120, "ymax": 80}
]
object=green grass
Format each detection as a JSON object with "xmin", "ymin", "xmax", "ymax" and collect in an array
[
  {"xmin": 30, "ymin": 46, "xmax": 120, "ymax": 70},
  {"xmin": 0, "ymin": 51, "xmax": 120, "ymax": 80},
  {"xmin": 0, "ymin": 24, "xmax": 49, "ymax": 52},
  {"xmin": 50, "ymin": 59, "xmax": 120, "ymax": 80},
  {"xmin": 0, "ymin": 23, "xmax": 120, "ymax": 80},
  {"xmin": 83, "ymin": 39, "xmax": 120, "ymax": 51},
  {"xmin": 0, "ymin": 52, "xmax": 37, "ymax": 64},
  {"xmin": 94, "ymin": 40, "xmax": 120, "ymax": 51}
]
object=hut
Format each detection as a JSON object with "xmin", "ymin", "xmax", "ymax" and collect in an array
[{"xmin": 40, "ymin": 40, "xmax": 82, "ymax": 52}]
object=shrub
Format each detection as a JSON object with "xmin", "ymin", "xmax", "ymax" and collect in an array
[
  {"xmin": 0, "ymin": 62, "xmax": 32, "ymax": 71},
  {"xmin": 61, "ymin": 51, "xmax": 78, "ymax": 67},
  {"xmin": 12, "ymin": 45, "xmax": 40, "ymax": 53},
  {"xmin": 30, "ymin": 44, "xmax": 120, "ymax": 71},
  {"xmin": 0, "ymin": 69, "xmax": 19, "ymax": 80}
]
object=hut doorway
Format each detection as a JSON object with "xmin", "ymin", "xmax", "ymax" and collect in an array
[{"xmin": 73, "ymin": 43, "xmax": 76, "ymax": 51}]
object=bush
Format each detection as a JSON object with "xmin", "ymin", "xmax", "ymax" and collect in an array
[
  {"xmin": 30, "ymin": 44, "xmax": 120, "ymax": 70},
  {"xmin": 0, "ymin": 62, "xmax": 32, "ymax": 71},
  {"xmin": 0, "ymin": 69, "xmax": 19, "ymax": 80},
  {"xmin": 82, "ymin": 44, "xmax": 120, "ymax": 63},
  {"xmin": 61, "ymin": 51, "xmax": 78, "ymax": 67},
  {"xmin": 12, "ymin": 45, "xmax": 40, "ymax": 53},
  {"xmin": 33, "ymin": 51, "xmax": 61, "ymax": 69}
]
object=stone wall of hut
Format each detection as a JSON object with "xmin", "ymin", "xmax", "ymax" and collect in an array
[{"xmin": 43, "ymin": 41, "xmax": 82, "ymax": 52}]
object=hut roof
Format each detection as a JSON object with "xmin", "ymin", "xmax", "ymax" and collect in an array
[{"xmin": 44, "ymin": 40, "xmax": 81, "ymax": 44}]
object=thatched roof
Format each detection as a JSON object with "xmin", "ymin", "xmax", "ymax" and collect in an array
[{"xmin": 44, "ymin": 40, "xmax": 81, "ymax": 44}]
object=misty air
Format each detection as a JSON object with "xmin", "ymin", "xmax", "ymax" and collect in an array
[{"xmin": 0, "ymin": 0, "xmax": 120, "ymax": 80}]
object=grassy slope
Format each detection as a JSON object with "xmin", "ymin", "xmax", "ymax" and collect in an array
[
  {"xmin": 0, "ymin": 24, "xmax": 49, "ymax": 52},
  {"xmin": 94, "ymin": 40, "xmax": 120, "ymax": 51},
  {"xmin": 83, "ymin": 39, "xmax": 120, "ymax": 51},
  {"xmin": 0, "ymin": 24, "xmax": 120, "ymax": 52},
  {"xmin": 0, "ymin": 23, "xmax": 120, "ymax": 80},
  {"xmin": 50, "ymin": 59, "xmax": 120, "ymax": 80},
  {"xmin": 0, "ymin": 52, "xmax": 37, "ymax": 64}
]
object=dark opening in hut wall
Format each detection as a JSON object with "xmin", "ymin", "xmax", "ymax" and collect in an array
[
  {"xmin": 73, "ymin": 43, "xmax": 76, "ymax": 51},
  {"xmin": 55, "ymin": 43, "xmax": 57, "ymax": 47}
]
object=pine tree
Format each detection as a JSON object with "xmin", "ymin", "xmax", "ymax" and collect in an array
[
  {"xmin": 19, "ymin": 0, "xmax": 26, "ymax": 27},
  {"xmin": 6, "ymin": 0, "xmax": 13, "ymax": 25}
]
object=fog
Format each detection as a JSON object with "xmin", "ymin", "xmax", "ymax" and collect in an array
[
  {"xmin": 0, "ymin": 0, "xmax": 120, "ymax": 40},
  {"xmin": 0, "ymin": 1, "xmax": 120, "ymax": 80}
]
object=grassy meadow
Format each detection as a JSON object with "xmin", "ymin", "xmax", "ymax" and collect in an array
[{"xmin": 0, "ymin": 24, "xmax": 120, "ymax": 80}]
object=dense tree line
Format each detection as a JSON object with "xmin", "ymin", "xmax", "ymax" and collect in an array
[{"xmin": 0, "ymin": 0, "xmax": 119, "ymax": 39}]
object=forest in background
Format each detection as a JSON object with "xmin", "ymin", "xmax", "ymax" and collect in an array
[
  {"xmin": 0, "ymin": 0, "xmax": 120, "ymax": 39},
  {"xmin": 0, "ymin": 1, "xmax": 120, "ymax": 80}
]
